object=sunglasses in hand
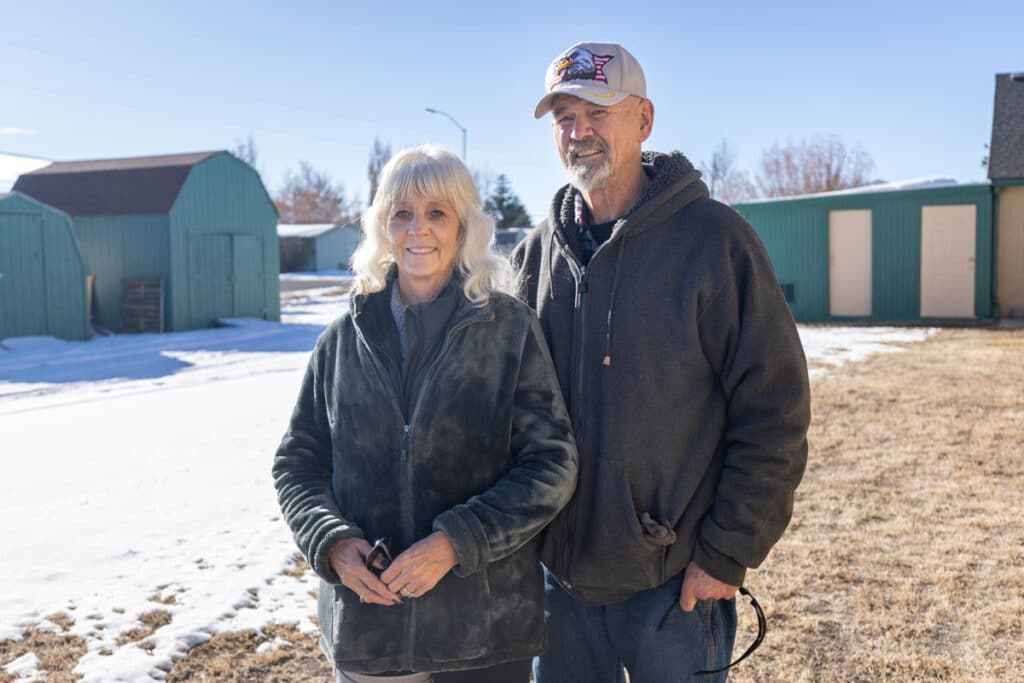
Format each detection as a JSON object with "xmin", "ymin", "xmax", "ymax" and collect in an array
[
  {"xmin": 656, "ymin": 586, "xmax": 766, "ymax": 676},
  {"xmin": 364, "ymin": 538, "xmax": 393, "ymax": 575}
]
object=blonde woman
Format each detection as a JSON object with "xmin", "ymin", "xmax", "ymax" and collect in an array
[{"xmin": 273, "ymin": 145, "xmax": 577, "ymax": 683}]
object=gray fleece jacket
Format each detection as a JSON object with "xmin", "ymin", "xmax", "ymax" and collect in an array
[
  {"xmin": 273, "ymin": 282, "xmax": 578, "ymax": 673},
  {"xmin": 512, "ymin": 151, "xmax": 810, "ymax": 605}
]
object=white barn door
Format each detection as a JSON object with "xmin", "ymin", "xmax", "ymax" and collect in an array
[
  {"xmin": 829, "ymin": 210, "xmax": 872, "ymax": 316},
  {"xmin": 920, "ymin": 205, "xmax": 975, "ymax": 318}
]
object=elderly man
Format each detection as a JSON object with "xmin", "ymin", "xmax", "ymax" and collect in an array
[{"xmin": 512, "ymin": 42, "xmax": 811, "ymax": 682}]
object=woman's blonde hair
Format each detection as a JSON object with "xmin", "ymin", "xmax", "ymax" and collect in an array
[{"xmin": 350, "ymin": 144, "xmax": 510, "ymax": 304}]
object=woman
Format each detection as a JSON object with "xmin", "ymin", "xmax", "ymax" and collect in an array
[{"xmin": 273, "ymin": 145, "xmax": 578, "ymax": 683}]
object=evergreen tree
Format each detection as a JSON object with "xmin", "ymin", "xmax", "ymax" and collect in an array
[{"xmin": 484, "ymin": 174, "xmax": 531, "ymax": 229}]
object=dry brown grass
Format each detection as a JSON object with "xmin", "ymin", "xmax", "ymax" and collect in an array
[
  {"xmin": 115, "ymin": 609, "xmax": 173, "ymax": 647},
  {"xmin": 5, "ymin": 329, "xmax": 1020, "ymax": 682},
  {"xmin": 732, "ymin": 328, "xmax": 1024, "ymax": 683},
  {"xmin": 0, "ymin": 613, "xmax": 86, "ymax": 683},
  {"xmin": 165, "ymin": 623, "xmax": 330, "ymax": 682},
  {"xmin": 282, "ymin": 552, "xmax": 308, "ymax": 580}
]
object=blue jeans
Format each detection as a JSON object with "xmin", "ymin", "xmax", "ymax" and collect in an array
[{"xmin": 534, "ymin": 569, "xmax": 737, "ymax": 683}]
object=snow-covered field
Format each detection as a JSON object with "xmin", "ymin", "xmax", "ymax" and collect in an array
[{"xmin": 0, "ymin": 285, "xmax": 932, "ymax": 682}]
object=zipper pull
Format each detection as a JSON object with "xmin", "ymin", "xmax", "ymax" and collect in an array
[{"xmin": 401, "ymin": 425, "xmax": 410, "ymax": 461}]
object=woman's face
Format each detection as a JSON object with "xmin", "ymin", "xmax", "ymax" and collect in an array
[{"xmin": 387, "ymin": 194, "xmax": 461, "ymax": 292}]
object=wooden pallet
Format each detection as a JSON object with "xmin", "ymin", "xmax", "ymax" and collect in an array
[{"xmin": 120, "ymin": 277, "xmax": 164, "ymax": 334}]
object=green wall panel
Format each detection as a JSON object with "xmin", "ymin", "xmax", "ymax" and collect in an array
[
  {"xmin": 0, "ymin": 193, "xmax": 89, "ymax": 341},
  {"xmin": 72, "ymin": 214, "xmax": 170, "ymax": 332},
  {"xmin": 735, "ymin": 184, "xmax": 994, "ymax": 323},
  {"xmin": 169, "ymin": 153, "xmax": 279, "ymax": 330}
]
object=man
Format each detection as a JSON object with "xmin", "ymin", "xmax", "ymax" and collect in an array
[{"xmin": 512, "ymin": 41, "xmax": 811, "ymax": 682}]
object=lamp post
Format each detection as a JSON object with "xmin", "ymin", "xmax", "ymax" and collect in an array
[{"xmin": 425, "ymin": 107, "xmax": 467, "ymax": 161}]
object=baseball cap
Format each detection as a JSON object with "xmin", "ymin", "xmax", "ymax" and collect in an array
[{"xmin": 534, "ymin": 41, "xmax": 647, "ymax": 119}]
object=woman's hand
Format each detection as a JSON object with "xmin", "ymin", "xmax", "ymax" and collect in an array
[
  {"xmin": 328, "ymin": 538, "xmax": 402, "ymax": 606},
  {"xmin": 381, "ymin": 531, "xmax": 459, "ymax": 599}
]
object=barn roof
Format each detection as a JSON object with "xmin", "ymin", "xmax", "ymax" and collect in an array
[
  {"xmin": 13, "ymin": 151, "xmax": 222, "ymax": 216},
  {"xmin": 989, "ymin": 73, "xmax": 1024, "ymax": 180}
]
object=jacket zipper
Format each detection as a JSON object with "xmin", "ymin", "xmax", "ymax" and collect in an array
[
  {"xmin": 402, "ymin": 311, "xmax": 488, "ymax": 667},
  {"xmin": 352, "ymin": 325, "xmax": 416, "ymax": 670},
  {"xmin": 551, "ymin": 231, "xmax": 586, "ymax": 587},
  {"xmin": 551, "ymin": 225, "xmax": 620, "ymax": 592},
  {"xmin": 358, "ymin": 305, "xmax": 489, "ymax": 669},
  {"xmin": 401, "ymin": 423, "xmax": 415, "ymax": 670}
]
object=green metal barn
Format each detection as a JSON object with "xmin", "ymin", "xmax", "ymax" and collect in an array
[
  {"xmin": 0, "ymin": 192, "xmax": 90, "ymax": 341},
  {"xmin": 733, "ymin": 71, "xmax": 1023, "ymax": 325},
  {"xmin": 13, "ymin": 151, "xmax": 279, "ymax": 333},
  {"xmin": 733, "ymin": 182, "xmax": 994, "ymax": 324}
]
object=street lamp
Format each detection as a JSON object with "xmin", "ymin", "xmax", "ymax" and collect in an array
[{"xmin": 425, "ymin": 107, "xmax": 467, "ymax": 161}]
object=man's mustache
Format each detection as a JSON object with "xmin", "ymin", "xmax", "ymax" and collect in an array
[{"xmin": 568, "ymin": 139, "xmax": 608, "ymax": 162}]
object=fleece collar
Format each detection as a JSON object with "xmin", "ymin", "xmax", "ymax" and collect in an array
[{"xmin": 553, "ymin": 150, "xmax": 708, "ymax": 249}]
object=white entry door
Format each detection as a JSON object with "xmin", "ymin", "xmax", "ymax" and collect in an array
[
  {"xmin": 920, "ymin": 205, "xmax": 975, "ymax": 318},
  {"xmin": 829, "ymin": 210, "xmax": 872, "ymax": 316}
]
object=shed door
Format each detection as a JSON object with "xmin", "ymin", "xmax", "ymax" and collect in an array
[
  {"xmin": 920, "ymin": 205, "xmax": 975, "ymax": 318},
  {"xmin": 0, "ymin": 214, "xmax": 47, "ymax": 338},
  {"xmin": 829, "ymin": 210, "xmax": 872, "ymax": 316},
  {"xmin": 189, "ymin": 234, "xmax": 233, "ymax": 328},
  {"xmin": 232, "ymin": 235, "xmax": 265, "ymax": 318}
]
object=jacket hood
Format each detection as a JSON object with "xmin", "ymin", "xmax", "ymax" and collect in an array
[{"xmin": 551, "ymin": 150, "xmax": 709, "ymax": 240}]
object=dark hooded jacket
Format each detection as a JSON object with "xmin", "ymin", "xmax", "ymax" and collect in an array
[
  {"xmin": 511, "ymin": 151, "xmax": 810, "ymax": 605},
  {"xmin": 273, "ymin": 280, "xmax": 578, "ymax": 673}
]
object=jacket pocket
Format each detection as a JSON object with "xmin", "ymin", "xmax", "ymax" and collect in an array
[
  {"xmin": 417, "ymin": 568, "xmax": 492, "ymax": 662},
  {"xmin": 570, "ymin": 458, "xmax": 665, "ymax": 592},
  {"xmin": 330, "ymin": 584, "xmax": 405, "ymax": 664}
]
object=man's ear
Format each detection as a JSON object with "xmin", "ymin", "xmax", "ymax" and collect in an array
[{"xmin": 638, "ymin": 99, "xmax": 655, "ymax": 143}]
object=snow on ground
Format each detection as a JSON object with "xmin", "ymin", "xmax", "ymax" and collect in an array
[
  {"xmin": 799, "ymin": 326, "xmax": 934, "ymax": 378},
  {"xmin": 0, "ymin": 287, "xmax": 931, "ymax": 682}
]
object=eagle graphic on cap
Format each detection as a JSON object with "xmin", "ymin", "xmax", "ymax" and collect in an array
[{"xmin": 548, "ymin": 48, "xmax": 614, "ymax": 90}]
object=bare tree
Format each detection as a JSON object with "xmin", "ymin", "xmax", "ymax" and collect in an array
[
  {"xmin": 367, "ymin": 137, "xmax": 392, "ymax": 205},
  {"xmin": 699, "ymin": 139, "xmax": 758, "ymax": 204},
  {"xmin": 275, "ymin": 161, "xmax": 359, "ymax": 224},
  {"xmin": 757, "ymin": 135, "xmax": 874, "ymax": 197},
  {"xmin": 473, "ymin": 169, "xmax": 494, "ymax": 203},
  {"xmin": 232, "ymin": 133, "xmax": 260, "ymax": 172}
]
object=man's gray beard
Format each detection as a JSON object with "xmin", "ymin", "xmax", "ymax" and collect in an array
[{"xmin": 566, "ymin": 157, "xmax": 613, "ymax": 191}]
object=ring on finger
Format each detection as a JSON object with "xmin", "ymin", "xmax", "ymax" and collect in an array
[{"xmin": 400, "ymin": 587, "xmax": 415, "ymax": 598}]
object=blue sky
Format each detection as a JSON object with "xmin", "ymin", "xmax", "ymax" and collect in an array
[{"xmin": 1, "ymin": 0, "xmax": 1021, "ymax": 222}]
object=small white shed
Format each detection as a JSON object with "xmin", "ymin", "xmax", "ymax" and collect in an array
[{"xmin": 277, "ymin": 222, "xmax": 363, "ymax": 272}]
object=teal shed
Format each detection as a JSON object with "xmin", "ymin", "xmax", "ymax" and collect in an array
[
  {"xmin": 277, "ymin": 222, "xmax": 363, "ymax": 273},
  {"xmin": 733, "ymin": 181, "xmax": 994, "ymax": 323},
  {"xmin": 13, "ymin": 151, "xmax": 280, "ymax": 333},
  {"xmin": 0, "ymin": 192, "xmax": 90, "ymax": 341}
]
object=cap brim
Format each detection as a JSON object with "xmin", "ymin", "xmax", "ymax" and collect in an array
[{"xmin": 533, "ymin": 83, "xmax": 631, "ymax": 119}]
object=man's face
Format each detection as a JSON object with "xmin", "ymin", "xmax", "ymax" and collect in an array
[{"xmin": 550, "ymin": 95, "xmax": 649, "ymax": 192}]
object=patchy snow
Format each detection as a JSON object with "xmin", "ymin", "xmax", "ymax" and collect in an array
[
  {"xmin": 279, "ymin": 270, "xmax": 354, "ymax": 280},
  {"xmin": 3, "ymin": 652, "xmax": 41, "ymax": 680},
  {"xmin": 0, "ymin": 288, "xmax": 932, "ymax": 681},
  {"xmin": 799, "ymin": 326, "xmax": 934, "ymax": 378}
]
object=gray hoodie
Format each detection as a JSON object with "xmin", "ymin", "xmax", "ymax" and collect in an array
[{"xmin": 512, "ymin": 151, "xmax": 810, "ymax": 605}]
